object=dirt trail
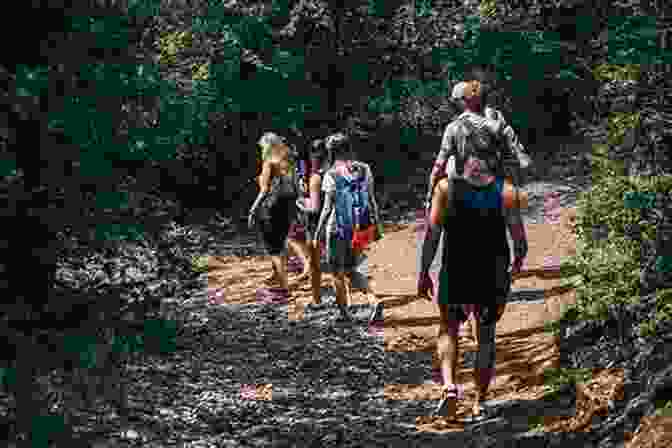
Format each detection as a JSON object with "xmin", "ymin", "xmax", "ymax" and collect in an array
[
  {"xmin": 208, "ymin": 205, "xmax": 628, "ymax": 436},
  {"xmin": 358, "ymin": 207, "xmax": 578, "ymax": 432}
]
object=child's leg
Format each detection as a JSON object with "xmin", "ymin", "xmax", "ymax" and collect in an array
[
  {"xmin": 310, "ymin": 242, "xmax": 322, "ymax": 304},
  {"xmin": 473, "ymin": 309, "xmax": 497, "ymax": 412},
  {"xmin": 287, "ymin": 238, "xmax": 311, "ymax": 277},
  {"xmin": 470, "ymin": 312, "xmax": 479, "ymax": 345},
  {"xmin": 332, "ymin": 272, "xmax": 348, "ymax": 307}
]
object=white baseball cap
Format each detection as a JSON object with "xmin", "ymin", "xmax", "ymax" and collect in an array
[{"xmin": 451, "ymin": 81, "xmax": 470, "ymax": 101}]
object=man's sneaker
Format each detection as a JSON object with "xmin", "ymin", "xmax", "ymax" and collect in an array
[
  {"xmin": 368, "ymin": 301, "xmax": 384, "ymax": 324},
  {"xmin": 463, "ymin": 402, "xmax": 496, "ymax": 424},
  {"xmin": 433, "ymin": 384, "xmax": 464, "ymax": 419}
]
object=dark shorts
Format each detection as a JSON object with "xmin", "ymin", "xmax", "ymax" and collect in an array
[
  {"xmin": 324, "ymin": 237, "xmax": 369, "ymax": 290},
  {"xmin": 287, "ymin": 221, "xmax": 306, "ymax": 241},
  {"xmin": 443, "ymin": 302, "xmax": 502, "ymax": 327},
  {"xmin": 258, "ymin": 200, "xmax": 296, "ymax": 256}
]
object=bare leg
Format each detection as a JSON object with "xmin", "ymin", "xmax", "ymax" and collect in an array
[
  {"xmin": 270, "ymin": 254, "xmax": 289, "ymax": 291},
  {"xmin": 287, "ymin": 238, "xmax": 311, "ymax": 278},
  {"xmin": 310, "ymin": 243, "xmax": 322, "ymax": 304},
  {"xmin": 472, "ymin": 321, "xmax": 496, "ymax": 415},
  {"xmin": 437, "ymin": 306, "xmax": 459, "ymax": 385},
  {"xmin": 470, "ymin": 313, "xmax": 480, "ymax": 346},
  {"xmin": 264, "ymin": 262, "xmax": 279, "ymax": 285},
  {"xmin": 436, "ymin": 303, "xmax": 460, "ymax": 419},
  {"xmin": 333, "ymin": 272, "xmax": 348, "ymax": 307}
]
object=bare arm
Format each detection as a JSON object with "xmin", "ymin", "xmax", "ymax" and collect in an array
[
  {"xmin": 427, "ymin": 126, "xmax": 454, "ymax": 207},
  {"xmin": 366, "ymin": 165, "xmax": 381, "ymax": 224},
  {"xmin": 429, "ymin": 178, "xmax": 449, "ymax": 227},
  {"xmin": 505, "ymin": 207, "xmax": 526, "ymax": 241},
  {"xmin": 495, "ymin": 111, "xmax": 531, "ymax": 184},
  {"xmin": 249, "ymin": 160, "xmax": 272, "ymax": 212},
  {"xmin": 313, "ymin": 191, "xmax": 334, "ymax": 242},
  {"xmin": 418, "ymin": 180, "xmax": 448, "ymax": 278},
  {"xmin": 296, "ymin": 174, "xmax": 322, "ymax": 213}
]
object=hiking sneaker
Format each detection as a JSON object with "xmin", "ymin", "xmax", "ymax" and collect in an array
[
  {"xmin": 433, "ymin": 384, "xmax": 464, "ymax": 418},
  {"xmin": 464, "ymin": 402, "xmax": 495, "ymax": 424},
  {"xmin": 368, "ymin": 301, "xmax": 384, "ymax": 324}
]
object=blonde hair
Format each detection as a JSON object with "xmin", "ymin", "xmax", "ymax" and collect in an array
[
  {"xmin": 257, "ymin": 132, "xmax": 295, "ymax": 176},
  {"xmin": 258, "ymin": 132, "xmax": 286, "ymax": 161}
]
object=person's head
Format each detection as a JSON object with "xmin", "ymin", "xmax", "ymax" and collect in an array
[
  {"xmin": 309, "ymin": 138, "xmax": 330, "ymax": 172},
  {"xmin": 451, "ymin": 66, "xmax": 493, "ymax": 112},
  {"xmin": 324, "ymin": 132, "xmax": 353, "ymax": 162},
  {"xmin": 258, "ymin": 132, "xmax": 290, "ymax": 161}
]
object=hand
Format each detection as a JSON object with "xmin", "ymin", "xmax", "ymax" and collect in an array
[
  {"xmin": 496, "ymin": 303, "xmax": 506, "ymax": 322},
  {"xmin": 247, "ymin": 211, "xmax": 256, "ymax": 230},
  {"xmin": 417, "ymin": 272, "xmax": 434, "ymax": 300},
  {"xmin": 512, "ymin": 238, "xmax": 528, "ymax": 261}
]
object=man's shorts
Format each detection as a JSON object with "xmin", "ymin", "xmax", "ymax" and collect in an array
[{"xmin": 445, "ymin": 302, "xmax": 501, "ymax": 327}]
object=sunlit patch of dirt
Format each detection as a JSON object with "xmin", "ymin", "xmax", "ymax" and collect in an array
[
  {"xmin": 209, "ymin": 207, "xmax": 583, "ymax": 434},
  {"xmin": 538, "ymin": 368, "xmax": 625, "ymax": 433},
  {"xmin": 625, "ymin": 415, "xmax": 672, "ymax": 447}
]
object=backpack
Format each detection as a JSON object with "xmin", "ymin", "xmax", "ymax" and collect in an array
[
  {"xmin": 458, "ymin": 112, "xmax": 531, "ymax": 186},
  {"xmin": 332, "ymin": 162, "xmax": 374, "ymax": 249},
  {"xmin": 457, "ymin": 115, "xmax": 506, "ymax": 180}
]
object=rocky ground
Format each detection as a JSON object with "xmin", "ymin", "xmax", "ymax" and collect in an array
[{"xmin": 3, "ymin": 134, "xmax": 670, "ymax": 447}]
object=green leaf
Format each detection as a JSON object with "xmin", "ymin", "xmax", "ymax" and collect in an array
[
  {"xmin": 95, "ymin": 223, "xmax": 144, "ymax": 242},
  {"xmin": 556, "ymin": 69, "xmax": 580, "ymax": 81},
  {"xmin": 30, "ymin": 414, "xmax": 67, "ymax": 446},
  {"xmin": 143, "ymin": 318, "xmax": 178, "ymax": 354},
  {"xmin": 0, "ymin": 158, "xmax": 17, "ymax": 178},
  {"xmin": 96, "ymin": 191, "xmax": 130, "ymax": 211}
]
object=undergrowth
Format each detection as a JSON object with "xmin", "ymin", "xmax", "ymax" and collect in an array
[{"xmin": 544, "ymin": 63, "xmax": 672, "ymax": 343}]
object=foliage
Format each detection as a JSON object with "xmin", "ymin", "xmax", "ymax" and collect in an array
[
  {"xmin": 639, "ymin": 288, "xmax": 672, "ymax": 338},
  {"xmin": 191, "ymin": 254, "xmax": 210, "ymax": 273},
  {"xmin": 654, "ymin": 398, "xmax": 672, "ymax": 417},
  {"xmin": 607, "ymin": 15, "xmax": 664, "ymax": 66},
  {"xmin": 542, "ymin": 367, "xmax": 593, "ymax": 395},
  {"xmin": 592, "ymin": 63, "xmax": 641, "ymax": 82},
  {"xmin": 608, "ymin": 112, "xmax": 641, "ymax": 146}
]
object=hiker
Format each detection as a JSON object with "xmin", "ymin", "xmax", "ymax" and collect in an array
[
  {"xmin": 255, "ymin": 136, "xmax": 311, "ymax": 284},
  {"xmin": 286, "ymin": 155, "xmax": 313, "ymax": 281},
  {"xmin": 248, "ymin": 132, "xmax": 299, "ymax": 299},
  {"xmin": 296, "ymin": 138, "xmax": 331, "ymax": 304},
  {"xmin": 312, "ymin": 132, "xmax": 381, "ymax": 322},
  {"xmin": 417, "ymin": 68, "xmax": 530, "ymax": 421}
]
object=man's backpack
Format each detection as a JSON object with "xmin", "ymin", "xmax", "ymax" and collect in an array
[
  {"xmin": 457, "ymin": 115, "xmax": 506, "ymax": 180},
  {"xmin": 458, "ymin": 112, "xmax": 531, "ymax": 186},
  {"xmin": 332, "ymin": 163, "xmax": 374, "ymax": 249}
]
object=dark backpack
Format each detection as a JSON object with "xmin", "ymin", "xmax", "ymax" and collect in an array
[
  {"xmin": 458, "ymin": 113, "xmax": 531, "ymax": 185},
  {"xmin": 457, "ymin": 115, "xmax": 506, "ymax": 179}
]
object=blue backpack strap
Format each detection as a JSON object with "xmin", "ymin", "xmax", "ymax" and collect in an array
[
  {"xmin": 334, "ymin": 175, "xmax": 354, "ymax": 241},
  {"xmin": 352, "ymin": 169, "xmax": 370, "ymax": 228}
]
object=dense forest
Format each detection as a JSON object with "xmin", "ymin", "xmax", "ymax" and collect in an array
[{"xmin": 0, "ymin": 0, "xmax": 671, "ymax": 445}]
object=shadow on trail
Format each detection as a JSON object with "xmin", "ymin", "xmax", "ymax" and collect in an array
[{"xmin": 371, "ymin": 293, "xmax": 421, "ymax": 309}]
